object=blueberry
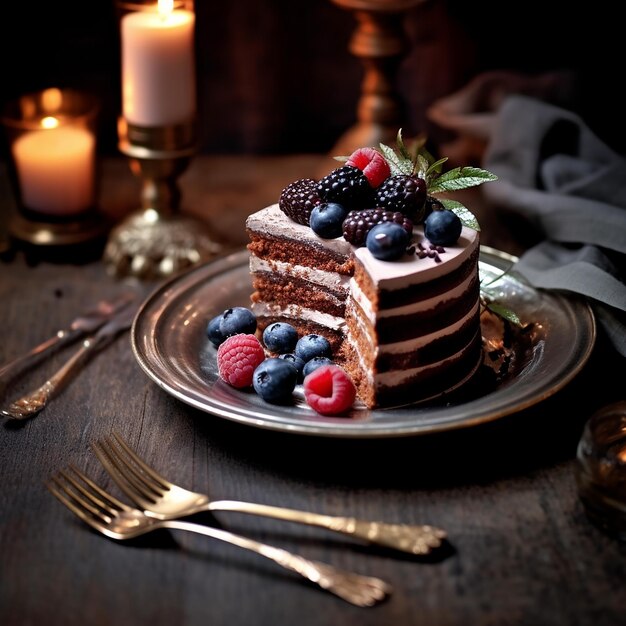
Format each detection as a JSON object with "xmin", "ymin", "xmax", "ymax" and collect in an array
[
  {"xmin": 278, "ymin": 353, "xmax": 306, "ymax": 382},
  {"xmin": 295, "ymin": 334, "xmax": 332, "ymax": 362},
  {"xmin": 252, "ymin": 358, "xmax": 298, "ymax": 404},
  {"xmin": 303, "ymin": 356, "xmax": 333, "ymax": 378},
  {"xmin": 219, "ymin": 307, "xmax": 257, "ymax": 338},
  {"xmin": 206, "ymin": 314, "xmax": 225, "ymax": 347},
  {"xmin": 424, "ymin": 209, "xmax": 462, "ymax": 246},
  {"xmin": 263, "ymin": 322, "xmax": 298, "ymax": 353},
  {"xmin": 366, "ymin": 222, "xmax": 411, "ymax": 261},
  {"xmin": 309, "ymin": 202, "xmax": 349, "ymax": 239}
]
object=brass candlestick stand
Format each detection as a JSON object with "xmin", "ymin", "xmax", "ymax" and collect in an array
[
  {"xmin": 103, "ymin": 118, "xmax": 221, "ymax": 279},
  {"xmin": 329, "ymin": 0, "xmax": 424, "ymax": 155}
]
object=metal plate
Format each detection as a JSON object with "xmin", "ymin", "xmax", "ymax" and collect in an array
[{"xmin": 131, "ymin": 247, "xmax": 596, "ymax": 438}]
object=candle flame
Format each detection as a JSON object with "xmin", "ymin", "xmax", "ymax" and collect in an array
[
  {"xmin": 158, "ymin": 0, "xmax": 174, "ymax": 17},
  {"xmin": 41, "ymin": 88, "xmax": 63, "ymax": 112},
  {"xmin": 41, "ymin": 116, "xmax": 60, "ymax": 129}
]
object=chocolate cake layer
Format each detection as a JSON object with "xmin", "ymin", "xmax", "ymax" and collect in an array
[{"xmin": 252, "ymin": 271, "xmax": 346, "ymax": 318}]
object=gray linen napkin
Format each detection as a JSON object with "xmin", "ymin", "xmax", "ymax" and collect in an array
[{"xmin": 483, "ymin": 95, "xmax": 626, "ymax": 356}]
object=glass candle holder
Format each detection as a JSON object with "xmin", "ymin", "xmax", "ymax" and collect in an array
[
  {"xmin": 576, "ymin": 400, "xmax": 626, "ymax": 540},
  {"xmin": 1, "ymin": 87, "xmax": 107, "ymax": 246}
]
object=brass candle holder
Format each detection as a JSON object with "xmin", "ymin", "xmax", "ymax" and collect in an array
[
  {"xmin": 329, "ymin": 0, "xmax": 425, "ymax": 155},
  {"xmin": 103, "ymin": 117, "xmax": 221, "ymax": 279}
]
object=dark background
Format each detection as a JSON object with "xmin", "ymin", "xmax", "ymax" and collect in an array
[{"xmin": 1, "ymin": 0, "xmax": 623, "ymax": 156}]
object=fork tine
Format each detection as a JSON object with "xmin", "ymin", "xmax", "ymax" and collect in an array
[
  {"xmin": 112, "ymin": 432, "xmax": 170, "ymax": 490},
  {"xmin": 67, "ymin": 464, "xmax": 129, "ymax": 512},
  {"xmin": 47, "ymin": 478, "xmax": 106, "ymax": 532},
  {"xmin": 49, "ymin": 471, "xmax": 111, "ymax": 524},
  {"xmin": 92, "ymin": 439, "xmax": 162, "ymax": 507}
]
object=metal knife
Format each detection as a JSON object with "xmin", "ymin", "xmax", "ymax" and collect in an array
[
  {"xmin": 2, "ymin": 303, "xmax": 139, "ymax": 420},
  {"xmin": 0, "ymin": 292, "xmax": 136, "ymax": 386}
]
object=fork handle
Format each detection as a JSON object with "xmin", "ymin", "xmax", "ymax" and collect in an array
[
  {"xmin": 160, "ymin": 519, "xmax": 390, "ymax": 606},
  {"xmin": 207, "ymin": 500, "xmax": 446, "ymax": 555}
]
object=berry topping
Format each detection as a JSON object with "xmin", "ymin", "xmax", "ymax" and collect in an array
[
  {"xmin": 303, "ymin": 365, "xmax": 356, "ymax": 416},
  {"xmin": 316, "ymin": 165, "xmax": 373, "ymax": 209},
  {"xmin": 375, "ymin": 174, "xmax": 427, "ymax": 221},
  {"xmin": 217, "ymin": 334, "xmax": 266, "ymax": 388},
  {"xmin": 366, "ymin": 222, "xmax": 411, "ymax": 261},
  {"xmin": 302, "ymin": 356, "xmax": 333, "ymax": 378},
  {"xmin": 252, "ymin": 358, "xmax": 298, "ymax": 404},
  {"xmin": 278, "ymin": 353, "xmax": 306, "ymax": 382},
  {"xmin": 263, "ymin": 322, "xmax": 298, "ymax": 354},
  {"xmin": 206, "ymin": 314, "xmax": 225, "ymax": 347},
  {"xmin": 309, "ymin": 202, "xmax": 349, "ymax": 239},
  {"xmin": 279, "ymin": 178, "xmax": 321, "ymax": 225},
  {"xmin": 295, "ymin": 334, "xmax": 332, "ymax": 362},
  {"xmin": 346, "ymin": 147, "xmax": 391, "ymax": 188},
  {"xmin": 423, "ymin": 195, "xmax": 445, "ymax": 221},
  {"xmin": 219, "ymin": 307, "xmax": 257, "ymax": 338},
  {"xmin": 424, "ymin": 209, "xmax": 462, "ymax": 246},
  {"xmin": 342, "ymin": 208, "xmax": 413, "ymax": 247}
]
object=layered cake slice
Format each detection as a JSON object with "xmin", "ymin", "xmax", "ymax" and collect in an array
[
  {"xmin": 247, "ymin": 204, "xmax": 353, "ymax": 353},
  {"xmin": 345, "ymin": 225, "xmax": 481, "ymax": 408},
  {"xmin": 246, "ymin": 138, "xmax": 496, "ymax": 409}
]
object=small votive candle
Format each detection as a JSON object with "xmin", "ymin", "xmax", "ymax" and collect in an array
[{"xmin": 2, "ymin": 88, "xmax": 99, "ymax": 218}]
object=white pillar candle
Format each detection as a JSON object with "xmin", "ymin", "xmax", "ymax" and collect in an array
[
  {"xmin": 121, "ymin": 2, "xmax": 196, "ymax": 126},
  {"xmin": 12, "ymin": 124, "xmax": 96, "ymax": 216}
]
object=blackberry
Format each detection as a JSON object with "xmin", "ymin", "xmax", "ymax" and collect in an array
[
  {"xmin": 316, "ymin": 165, "xmax": 373, "ymax": 209},
  {"xmin": 342, "ymin": 208, "xmax": 413, "ymax": 247},
  {"xmin": 374, "ymin": 174, "xmax": 427, "ymax": 221},
  {"xmin": 279, "ymin": 178, "xmax": 320, "ymax": 225}
]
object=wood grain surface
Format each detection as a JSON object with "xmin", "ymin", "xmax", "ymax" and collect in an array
[{"xmin": 1, "ymin": 156, "xmax": 625, "ymax": 626}]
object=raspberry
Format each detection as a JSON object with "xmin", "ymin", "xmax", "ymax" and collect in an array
[
  {"xmin": 316, "ymin": 166, "xmax": 373, "ymax": 209},
  {"xmin": 217, "ymin": 334, "xmax": 266, "ymax": 388},
  {"xmin": 375, "ymin": 174, "xmax": 427, "ymax": 221},
  {"xmin": 342, "ymin": 208, "xmax": 413, "ymax": 247},
  {"xmin": 346, "ymin": 147, "xmax": 391, "ymax": 188},
  {"xmin": 303, "ymin": 365, "xmax": 356, "ymax": 416},
  {"xmin": 279, "ymin": 179, "xmax": 321, "ymax": 225}
]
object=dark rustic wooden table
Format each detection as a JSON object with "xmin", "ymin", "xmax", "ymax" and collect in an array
[{"xmin": 1, "ymin": 156, "xmax": 625, "ymax": 626}]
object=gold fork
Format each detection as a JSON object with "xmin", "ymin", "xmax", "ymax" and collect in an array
[
  {"xmin": 47, "ymin": 465, "xmax": 391, "ymax": 607},
  {"xmin": 93, "ymin": 433, "xmax": 447, "ymax": 556}
]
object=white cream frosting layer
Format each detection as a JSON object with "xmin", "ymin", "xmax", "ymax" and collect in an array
[
  {"xmin": 348, "ymin": 299, "xmax": 480, "ymax": 355},
  {"xmin": 251, "ymin": 302, "xmax": 346, "ymax": 332},
  {"xmin": 347, "ymin": 331, "xmax": 482, "ymax": 389},
  {"xmin": 353, "ymin": 226, "xmax": 479, "ymax": 291},
  {"xmin": 250, "ymin": 256, "xmax": 351, "ymax": 293},
  {"xmin": 350, "ymin": 271, "xmax": 477, "ymax": 323},
  {"xmin": 247, "ymin": 204, "xmax": 354, "ymax": 257}
]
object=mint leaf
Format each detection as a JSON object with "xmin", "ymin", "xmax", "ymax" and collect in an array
[
  {"xmin": 396, "ymin": 129, "xmax": 413, "ymax": 162},
  {"xmin": 483, "ymin": 300, "xmax": 522, "ymax": 327},
  {"xmin": 416, "ymin": 154, "xmax": 430, "ymax": 179},
  {"xmin": 439, "ymin": 198, "xmax": 481, "ymax": 231},
  {"xmin": 425, "ymin": 157, "xmax": 448, "ymax": 184},
  {"xmin": 333, "ymin": 155, "xmax": 350, "ymax": 162},
  {"xmin": 429, "ymin": 167, "xmax": 498, "ymax": 193},
  {"xmin": 379, "ymin": 142, "xmax": 413, "ymax": 176}
]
